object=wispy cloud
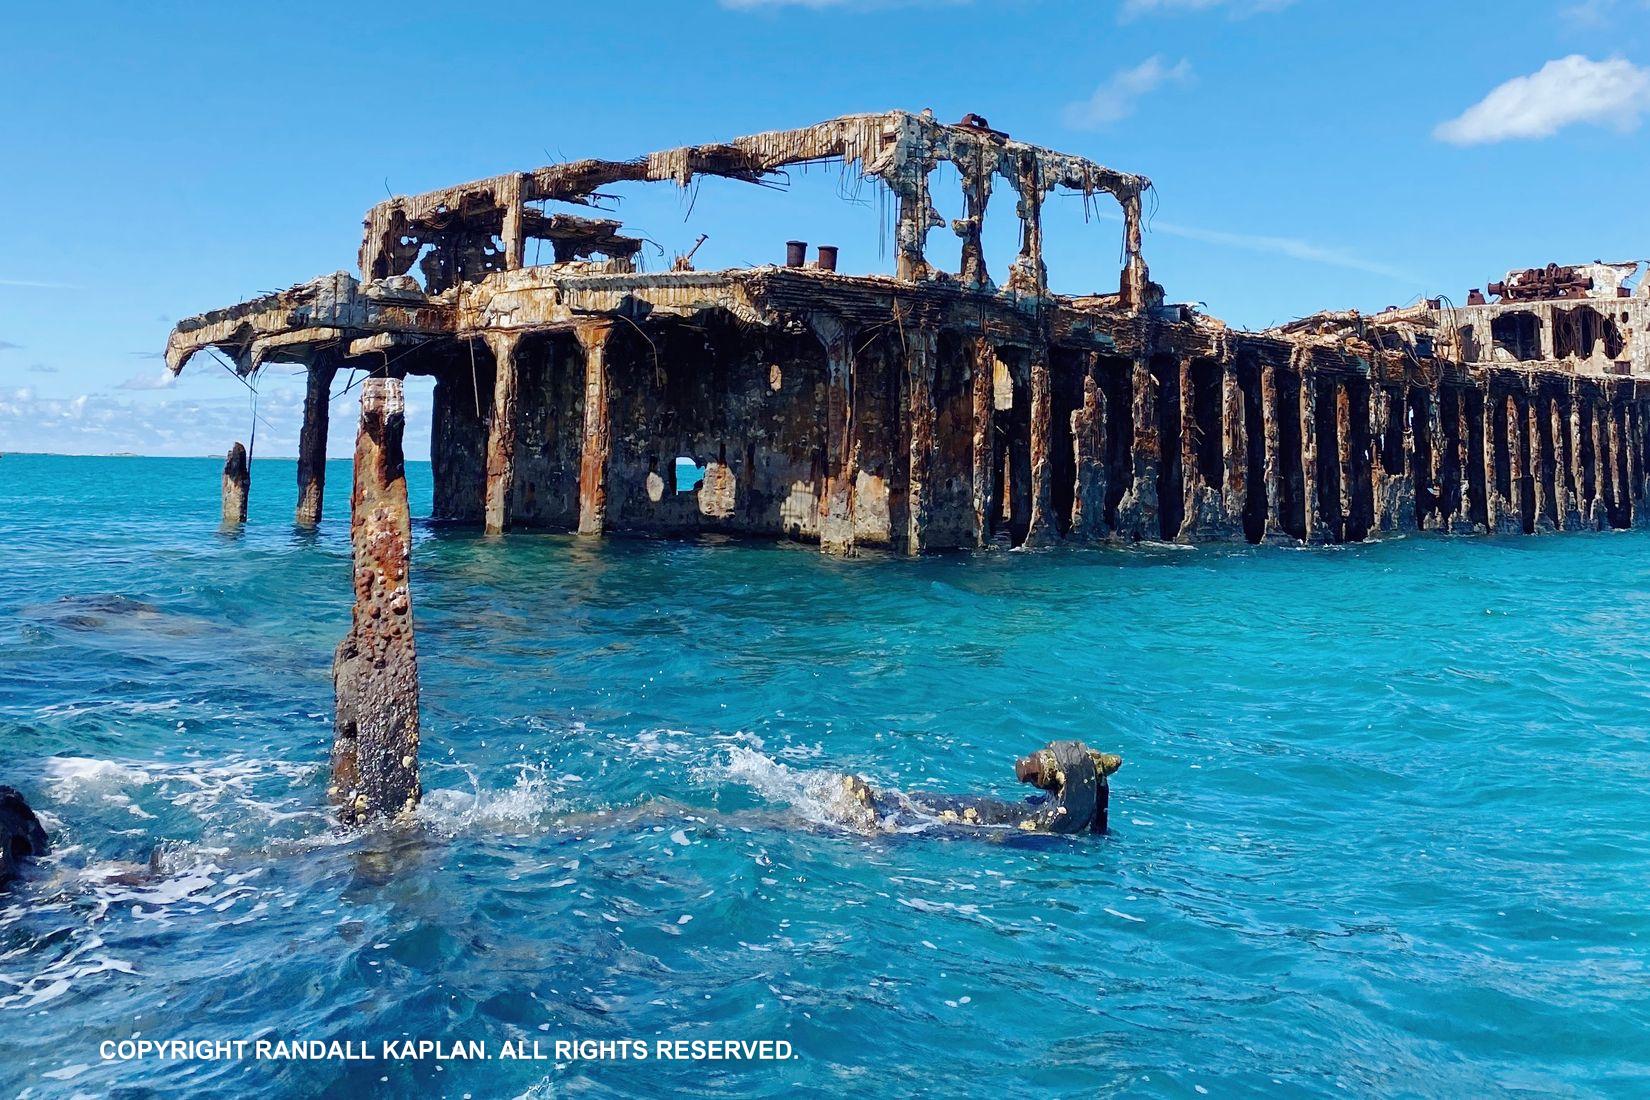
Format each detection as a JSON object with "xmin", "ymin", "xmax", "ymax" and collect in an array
[
  {"xmin": 0, "ymin": 278, "xmax": 79, "ymax": 290},
  {"xmin": 27, "ymin": 363, "xmax": 57, "ymax": 374},
  {"xmin": 1435, "ymin": 55, "xmax": 1650, "ymax": 144},
  {"xmin": 116, "ymin": 370, "xmax": 179, "ymax": 392},
  {"xmin": 1561, "ymin": 0, "xmax": 1650, "ymax": 27},
  {"xmin": 1121, "ymin": 0, "xmax": 1295, "ymax": 18},
  {"xmin": 0, "ymin": 340, "xmax": 21, "ymax": 352},
  {"xmin": 0, "ymin": 384, "xmax": 432, "ymax": 460},
  {"xmin": 1063, "ymin": 56, "xmax": 1193, "ymax": 130},
  {"xmin": 1147, "ymin": 218, "xmax": 1418, "ymax": 282}
]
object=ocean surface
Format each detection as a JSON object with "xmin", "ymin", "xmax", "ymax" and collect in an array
[{"xmin": 1, "ymin": 453, "xmax": 1648, "ymax": 1098}]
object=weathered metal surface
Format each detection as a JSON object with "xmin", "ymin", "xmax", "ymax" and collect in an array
[
  {"xmin": 221, "ymin": 442, "xmax": 249, "ymax": 527},
  {"xmin": 330, "ymin": 378, "xmax": 420, "ymax": 828}
]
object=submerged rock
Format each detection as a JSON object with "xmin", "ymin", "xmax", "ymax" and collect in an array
[{"xmin": 0, "ymin": 786, "xmax": 49, "ymax": 886}]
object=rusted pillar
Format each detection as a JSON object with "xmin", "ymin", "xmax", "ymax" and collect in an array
[
  {"xmin": 295, "ymin": 360, "xmax": 339, "ymax": 529},
  {"xmin": 330, "ymin": 377, "xmax": 420, "ymax": 828},
  {"xmin": 1571, "ymin": 389, "xmax": 1591, "ymax": 529},
  {"xmin": 905, "ymin": 326, "xmax": 939, "ymax": 555},
  {"xmin": 1261, "ymin": 364, "xmax": 1284, "ymax": 539},
  {"xmin": 1115, "ymin": 355, "xmax": 1159, "ymax": 539},
  {"xmin": 957, "ymin": 167, "xmax": 993, "ymax": 289},
  {"xmin": 482, "ymin": 331, "xmax": 522, "ymax": 536},
  {"xmin": 1120, "ymin": 191, "xmax": 1152, "ymax": 312},
  {"xmin": 1529, "ymin": 393, "xmax": 1551, "ymax": 532},
  {"xmin": 576, "ymin": 320, "xmax": 615, "ymax": 537},
  {"xmin": 1008, "ymin": 153, "xmax": 1047, "ymax": 298},
  {"xmin": 1300, "ymin": 364, "xmax": 1322, "ymax": 543},
  {"xmin": 971, "ymin": 337, "xmax": 996, "ymax": 545},
  {"xmin": 1503, "ymin": 392, "xmax": 1523, "ymax": 531},
  {"xmin": 1631, "ymin": 399, "xmax": 1647, "ymax": 527},
  {"xmin": 1336, "ymin": 381, "xmax": 1354, "ymax": 541},
  {"xmin": 809, "ymin": 314, "xmax": 857, "ymax": 556},
  {"xmin": 1592, "ymin": 396, "xmax": 1611, "ymax": 529},
  {"xmin": 1025, "ymin": 344, "xmax": 1056, "ymax": 545},
  {"xmin": 500, "ymin": 173, "xmax": 527, "ymax": 271},
  {"xmin": 1480, "ymin": 388, "xmax": 1500, "ymax": 532},
  {"xmin": 894, "ymin": 169, "xmax": 936, "ymax": 283},
  {"xmin": 221, "ymin": 442, "xmax": 249, "ymax": 527},
  {"xmin": 1069, "ymin": 351, "xmax": 1109, "ymax": 540},
  {"xmin": 1617, "ymin": 400, "xmax": 1630, "ymax": 527},
  {"xmin": 1424, "ymin": 389, "xmax": 1446, "ymax": 530},
  {"xmin": 1369, "ymin": 383, "xmax": 1391, "ymax": 533},
  {"xmin": 1552, "ymin": 395, "xmax": 1571, "ymax": 530},
  {"xmin": 1177, "ymin": 358, "xmax": 1200, "ymax": 540},
  {"xmin": 1452, "ymin": 391, "xmax": 1475, "ymax": 534},
  {"xmin": 1222, "ymin": 363, "xmax": 1247, "ymax": 534}
]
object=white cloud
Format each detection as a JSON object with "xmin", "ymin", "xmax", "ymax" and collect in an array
[
  {"xmin": 117, "ymin": 369, "xmax": 178, "ymax": 391},
  {"xmin": 0, "ymin": 380, "xmax": 433, "ymax": 460},
  {"xmin": 1121, "ymin": 0, "xmax": 1295, "ymax": 17},
  {"xmin": 1434, "ymin": 55, "xmax": 1650, "ymax": 144},
  {"xmin": 1063, "ymin": 56, "xmax": 1193, "ymax": 130},
  {"xmin": 1146, "ymin": 218, "xmax": 1418, "ymax": 283},
  {"xmin": 1562, "ymin": 0, "xmax": 1650, "ymax": 27}
]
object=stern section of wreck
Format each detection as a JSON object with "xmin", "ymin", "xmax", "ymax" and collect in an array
[{"xmin": 166, "ymin": 110, "xmax": 1650, "ymax": 550}]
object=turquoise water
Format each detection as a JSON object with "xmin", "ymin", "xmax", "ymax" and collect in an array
[{"xmin": 2, "ymin": 453, "xmax": 1648, "ymax": 1097}]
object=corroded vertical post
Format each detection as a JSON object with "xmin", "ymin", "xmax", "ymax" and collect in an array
[
  {"xmin": 1481, "ymin": 388, "xmax": 1501, "ymax": 533},
  {"xmin": 1300, "ymin": 364, "xmax": 1322, "ymax": 543},
  {"xmin": 1070, "ymin": 351, "xmax": 1109, "ymax": 540},
  {"xmin": 1424, "ymin": 389, "xmax": 1445, "ymax": 530},
  {"xmin": 1631, "ymin": 399, "xmax": 1647, "ymax": 528},
  {"xmin": 576, "ymin": 320, "xmax": 615, "ymax": 537},
  {"xmin": 809, "ymin": 314, "xmax": 857, "ymax": 556},
  {"xmin": 1115, "ymin": 355, "xmax": 1159, "ymax": 539},
  {"xmin": 295, "ymin": 360, "xmax": 339, "ymax": 529},
  {"xmin": 1025, "ymin": 344, "xmax": 1056, "ymax": 545},
  {"xmin": 1119, "ymin": 190, "xmax": 1151, "ymax": 312},
  {"xmin": 482, "ymin": 331, "xmax": 522, "ymax": 536},
  {"xmin": 1609, "ymin": 396, "xmax": 1627, "ymax": 527},
  {"xmin": 221, "ymin": 442, "xmax": 249, "ymax": 527},
  {"xmin": 1369, "ymin": 383, "xmax": 1391, "ymax": 533},
  {"xmin": 894, "ymin": 168, "xmax": 936, "ymax": 283},
  {"xmin": 1503, "ymin": 392, "xmax": 1523, "ymax": 532},
  {"xmin": 1452, "ymin": 391, "xmax": 1475, "ymax": 534},
  {"xmin": 500, "ymin": 172, "xmax": 527, "ymax": 271},
  {"xmin": 1261, "ymin": 363, "xmax": 1283, "ymax": 539},
  {"xmin": 330, "ymin": 377, "xmax": 420, "ymax": 828},
  {"xmin": 1529, "ymin": 393, "xmax": 1551, "ymax": 532},
  {"xmin": 1592, "ymin": 396, "xmax": 1611, "ymax": 529},
  {"xmin": 1177, "ymin": 358, "xmax": 1200, "ymax": 540},
  {"xmin": 1336, "ymin": 381, "xmax": 1354, "ymax": 542},
  {"xmin": 971, "ymin": 337, "xmax": 996, "ymax": 545},
  {"xmin": 1222, "ymin": 363, "xmax": 1247, "ymax": 534},
  {"xmin": 905, "ymin": 326, "xmax": 939, "ymax": 554},
  {"xmin": 1552, "ymin": 394, "xmax": 1571, "ymax": 530}
]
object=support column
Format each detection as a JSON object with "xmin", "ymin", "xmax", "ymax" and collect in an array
[
  {"xmin": 1369, "ymin": 383, "xmax": 1391, "ymax": 533},
  {"xmin": 1178, "ymin": 358, "xmax": 1201, "ymax": 540},
  {"xmin": 971, "ymin": 337, "xmax": 995, "ymax": 546},
  {"xmin": 1115, "ymin": 355, "xmax": 1159, "ymax": 540},
  {"xmin": 1504, "ymin": 392, "xmax": 1524, "ymax": 532},
  {"xmin": 295, "ymin": 360, "xmax": 339, "ymax": 529},
  {"xmin": 576, "ymin": 320, "xmax": 616, "ymax": 537},
  {"xmin": 221, "ymin": 442, "xmax": 249, "ymax": 527},
  {"xmin": 905, "ymin": 326, "xmax": 939, "ymax": 555},
  {"xmin": 1424, "ymin": 389, "xmax": 1446, "ymax": 530},
  {"xmin": 1610, "ymin": 396, "xmax": 1627, "ymax": 527},
  {"xmin": 1479, "ymin": 387, "xmax": 1499, "ymax": 533},
  {"xmin": 1261, "ymin": 364, "xmax": 1284, "ymax": 539},
  {"xmin": 809, "ymin": 314, "xmax": 857, "ymax": 555},
  {"xmin": 1590, "ymin": 397, "xmax": 1603, "ymax": 531},
  {"xmin": 1552, "ymin": 394, "xmax": 1571, "ymax": 530},
  {"xmin": 1336, "ymin": 381, "xmax": 1354, "ymax": 542},
  {"xmin": 1222, "ymin": 363, "xmax": 1247, "ymax": 534},
  {"xmin": 1070, "ymin": 351, "xmax": 1109, "ymax": 540},
  {"xmin": 1300, "ymin": 365, "xmax": 1322, "ymax": 543},
  {"xmin": 1628, "ymin": 399, "xmax": 1645, "ymax": 526},
  {"xmin": 330, "ymin": 377, "xmax": 420, "ymax": 829},
  {"xmin": 482, "ymin": 331, "xmax": 522, "ymax": 536},
  {"xmin": 1530, "ymin": 393, "xmax": 1551, "ymax": 532},
  {"xmin": 1025, "ymin": 344, "xmax": 1056, "ymax": 545}
]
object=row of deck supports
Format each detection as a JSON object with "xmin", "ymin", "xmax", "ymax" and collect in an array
[{"xmin": 256, "ymin": 321, "xmax": 1650, "ymax": 551}]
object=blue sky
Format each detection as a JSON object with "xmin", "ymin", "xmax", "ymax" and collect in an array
[{"xmin": 1, "ymin": 0, "xmax": 1647, "ymax": 458}]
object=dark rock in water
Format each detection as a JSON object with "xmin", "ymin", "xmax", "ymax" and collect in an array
[{"xmin": 0, "ymin": 786, "xmax": 49, "ymax": 886}]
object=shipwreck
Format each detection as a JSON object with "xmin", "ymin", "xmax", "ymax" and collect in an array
[{"xmin": 168, "ymin": 109, "xmax": 1650, "ymax": 550}]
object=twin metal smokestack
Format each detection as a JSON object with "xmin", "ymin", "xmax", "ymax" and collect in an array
[{"xmin": 785, "ymin": 241, "xmax": 838, "ymax": 272}]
